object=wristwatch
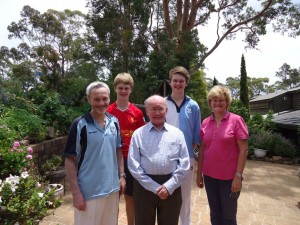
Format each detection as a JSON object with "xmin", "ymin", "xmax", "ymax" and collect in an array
[
  {"xmin": 235, "ymin": 172, "xmax": 242, "ymax": 178},
  {"xmin": 119, "ymin": 173, "xmax": 126, "ymax": 178}
]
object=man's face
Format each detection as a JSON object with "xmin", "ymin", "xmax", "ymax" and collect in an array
[
  {"xmin": 146, "ymin": 98, "xmax": 167, "ymax": 128},
  {"xmin": 170, "ymin": 73, "xmax": 187, "ymax": 93},
  {"xmin": 115, "ymin": 83, "xmax": 132, "ymax": 99},
  {"xmin": 88, "ymin": 87, "xmax": 110, "ymax": 115}
]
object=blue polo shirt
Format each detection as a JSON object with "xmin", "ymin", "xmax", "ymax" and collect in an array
[
  {"xmin": 165, "ymin": 95, "xmax": 201, "ymax": 157},
  {"xmin": 64, "ymin": 111, "xmax": 122, "ymax": 200}
]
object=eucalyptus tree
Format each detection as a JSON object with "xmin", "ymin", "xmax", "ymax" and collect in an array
[
  {"xmin": 7, "ymin": 6, "xmax": 95, "ymax": 91},
  {"xmin": 275, "ymin": 63, "xmax": 300, "ymax": 89},
  {"xmin": 87, "ymin": 0, "xmax": 299, "ymax": 98}
]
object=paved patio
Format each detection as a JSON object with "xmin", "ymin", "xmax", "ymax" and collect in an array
[{"xmin": 41, "ymin": 160, "xmax": 300, "ymax": 225}]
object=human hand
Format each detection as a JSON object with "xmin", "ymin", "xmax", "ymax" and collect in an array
[
  {"xmin": 196, "ymin": 174, "xmax": 204, "ymax": 188},
  {"xmin": 231, "ymin": 176, "xmax": 242, "ymax": 193},
  {"xmin": 119, "ymin": 176, "xmax": 126, "ymax": 195},
  {"xmin": 72, "ymin": 192, "xmax": 86, "ymax": 211},
  {"xmin": 156, "ymin": 186, "xmax": 170, "ymax": 200}
]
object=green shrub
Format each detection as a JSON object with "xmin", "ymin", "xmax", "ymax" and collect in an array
[
  {"xmin": 230, "ymin": 99, "xmax": 250, "ymax": 122},
  {"xmin": 248, "ymin": 131, "xmax": 297, "ymax": 158},
  {"xmin": 247, "ymin": 111, "xmax": 276, "ymax": 135},
  {"xmin": 1, "ymin": 108, "xmax": 46, "ymax": 142},
  {"xmin": 0, "ymin": 125, "xmax": 18, "ymax": 149}
]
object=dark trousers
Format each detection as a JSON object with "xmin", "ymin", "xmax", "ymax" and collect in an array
[
  {"xmin": 204, "ymin": 175, "xmax": 240, "ymax": 225},
  {"xmin": 133, "ymin": 174, "xmax": 182, "ymax": 225}
]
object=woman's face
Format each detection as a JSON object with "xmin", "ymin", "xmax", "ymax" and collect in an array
[{"xmin": 210, "ymin": 97, "xmax": 227, "ymax": 113}]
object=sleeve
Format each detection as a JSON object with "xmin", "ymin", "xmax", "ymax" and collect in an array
[
  {"xmin": 235, "ymin": 116, "xmax": 249, "ymax": 140},
  {"xmin": 193, "ymin": 103, "xmax": 201, "ymax": 145},
  {"xmin": 64, "ymin": 117, "xmax": 80, "ymax": 157}
]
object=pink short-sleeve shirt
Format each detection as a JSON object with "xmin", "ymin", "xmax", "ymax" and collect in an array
[{"xmin": 200, "ymin": 112, "xmax": 248, "ymax": 180}]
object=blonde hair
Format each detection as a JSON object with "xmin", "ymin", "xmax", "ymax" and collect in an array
[
  {"xmin": 207, "ymin": 85, "xmax": 232, "ymax": 108},
  {"xmin": 169, "ymin": 66, "xmax": 190, "ymax": 82},
  {"xmin": 113, "ymin": 72, "xmax": 134, "ymax": 89}
]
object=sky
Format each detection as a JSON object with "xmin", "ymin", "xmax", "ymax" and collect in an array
[{"xmin": 1, "ymin": 0, "xmax": 299, "ymax": 85}]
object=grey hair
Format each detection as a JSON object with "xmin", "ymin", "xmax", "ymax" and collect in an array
[
  {"xmin": 144, "ymin": 95, "xmax": 167, "ymax": 108},
  {"xmin": 86, "ymin": 81, "xmax": 110, "ymax": 97}
]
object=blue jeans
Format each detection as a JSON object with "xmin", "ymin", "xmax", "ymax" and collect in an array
[{"xmin": 204, "ymin": 175, "xmax": 240, "ymax": 225}]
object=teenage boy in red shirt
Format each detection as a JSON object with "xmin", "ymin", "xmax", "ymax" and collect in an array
[{"xmin": 107, "ymin": 72, "xmax": 145, "ymax": 225}]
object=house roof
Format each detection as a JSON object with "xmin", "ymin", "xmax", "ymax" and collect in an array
[
  {"xmin": 250, "ymin": 86, "xmax": 300, "ymax": 102},
  {"xmin": 272, "ymin": 110, "xmax": 300, "ymax": 130}
]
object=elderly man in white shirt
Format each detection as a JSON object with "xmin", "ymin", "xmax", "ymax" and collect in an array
[{"xmin": 128, "ymin": 95, "xmax": 190, "ymax": 225}]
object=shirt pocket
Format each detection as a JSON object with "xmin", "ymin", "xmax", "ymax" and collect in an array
[{"xmin": 163, "ymin": 141, "xmax": 179, "ymax": 160}]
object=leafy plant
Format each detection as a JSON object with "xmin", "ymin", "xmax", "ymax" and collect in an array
[
  {"xmin": 41, "ymin": 155, "xmax": 63, "ymax": 172},
  {"xmin": 248, "ymin": 131, "xmax": 297, "ymax": 158},
  {"xmin": 247, "ymin": 111, "xmax": 276, "ymax": 135},
  {"xmin": 0, "ymin": 125, "xmax": 18, "ymax": 149},
  {"xmin": 0, "ymin": 171, "xmax": 62, "ymax": 225},
  {"xmin": 0, "ymin": 141, "xmax": 33, "ymax": 180},
  {"xmin": 0, "ymin": 108, "xmax": 46, "ymax": 142}
]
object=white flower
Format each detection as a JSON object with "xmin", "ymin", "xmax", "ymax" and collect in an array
[
  {"xmin": 47, "ymin": 201, "xmax": 53, "ymax": 206},
  {"xmin": 36, "ymin": 182, "xmax": 41, "ymax": 188},
  {"xmin": 0, "ymin": 196, "xmax": 2, "ymax": 203},
  {"xmin": 14, "ymin": 222, "xmax": 20, "ymax": 225},
  {"xmin": 38, "ymin": 192, "xmax": 44, "ymax": 198},
  {"xmin": 21, "ymin": 171, "xmax": 29, "ymax": 179}
]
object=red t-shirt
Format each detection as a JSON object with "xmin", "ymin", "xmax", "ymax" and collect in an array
[{"xmin": 107, "ymin": 103, "xmax": 145, "ymax": 159}]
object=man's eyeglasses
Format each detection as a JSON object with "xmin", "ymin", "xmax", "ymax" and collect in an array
[{"xmin": 148, "ymin": 108, "xmax": 165, "ymax": 113}]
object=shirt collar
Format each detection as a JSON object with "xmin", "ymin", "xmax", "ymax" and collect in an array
[
  {"xmin": 209, "ymin": 111, "xmax": 230, "ymax": 121},
  {"xmin": 147, "ymin": 122, "xmax": 168, "ymax": 132}
]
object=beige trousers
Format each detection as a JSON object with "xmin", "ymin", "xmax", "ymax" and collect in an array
[{"xmin": 74, "ymin": 192, "xmax": 119, "ymax": 225}]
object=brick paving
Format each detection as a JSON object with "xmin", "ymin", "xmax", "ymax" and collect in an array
[{"xmin": 40, "ymin": 160, "xmax": 300, "ymax": 225}]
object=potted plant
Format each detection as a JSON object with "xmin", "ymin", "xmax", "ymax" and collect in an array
[
  {"xmin": 248, "ymin": 131, "xmax": 274, "ymax": 158},
  {"xmin": 248, "ymin": 131, "xmax": 297, "ymax": 159}
]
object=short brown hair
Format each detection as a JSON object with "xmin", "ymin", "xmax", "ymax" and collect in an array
[
  {"xmin": 113, "ymin": 73, "xmax": 134, "ymax": 89},
  {"xmin": 169, "ymin": 66, "xmax": 190, "ymax": 82}
]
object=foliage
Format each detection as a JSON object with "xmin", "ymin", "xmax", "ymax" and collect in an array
[
  {"xmin": 0, "ymin": 125, "xmax": 18, "ymax": 149},
  {"xmin": 186, "ymin": 70, "xmax": 210, "ymax": 119},
  {"xmin": 247, "ymin": 111, "xmax": 276, "ymax": 135},
  {"xmin": 239, "ymin": 54, "xmax": 250, "ymax": 121},
  {"xmin": 275, "ymin": 63, "xmax": 300, "ymax": 89},
  {"xmin": 38, "ymin": 93, "xmax": 79, "ymax": 135},
  {"xmin": 248, "ymin": 131, "xmax": 297, "ymax": 158},
  {"xmin": 0, "ymin": 141, "xmax": 33, "ymax": 180},
  {"xmin": 0, "ymin": 171, "xmax": 61, "ymax": 225},
  {"xmin": 0, "ymin": 108, "xmax": 46, "ymax": 143},
  {"xmin": 230, "ymin": 99, "xmax": 250, "ymax": 123},
  {"xmin": 41, "ymin": 155, "xmax": 63, "ymax": 172},
  {"xmin": 7, "ymin": 6, "xmax": 92, "ymax": 91}
]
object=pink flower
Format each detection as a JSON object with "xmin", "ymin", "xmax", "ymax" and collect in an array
[
  {"xmin": 13, "ymin": 142, "xmax": 20, "ymax": 147},
  {"xmin": 18, "ymin": 148, "xmax": 23, "ymax": 153},
  {"xmin": 27, "ymin": 147, "xmax": 33, "ymax": 154},
  {"xmin": 26, "ymin": 155, "xmax": 33, "ymax": 160}
]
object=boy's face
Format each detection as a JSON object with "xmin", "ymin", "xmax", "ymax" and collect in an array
[
  {"xmin": 170, "ymin": 73, "xmax": 187, "ymax": 93},
  {"xmin": 115, "ymin": 83, "xmax": 132, "ymax": 99}
]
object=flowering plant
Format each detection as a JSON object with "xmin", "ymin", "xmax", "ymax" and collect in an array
[
  {"xmin": 0, "ymin": 171, "xmax": 61, "ymax": 225},
  {"xmin": 0, "ymin": 141, "xmax": 33, "ymax": 179}
]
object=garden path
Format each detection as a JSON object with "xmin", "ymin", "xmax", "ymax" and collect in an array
[{"xmin": 40, "ymin": 160, "xmax": 300, "ymax": 225}]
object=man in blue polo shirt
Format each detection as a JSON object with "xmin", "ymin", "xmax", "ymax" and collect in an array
[
  {"xmin": 165, "ymin": 66, "xmax": 201, "ymax": 225},
  {"xmin": 64, "ymin": 81, "xmax": 126, "ymax": 225}
]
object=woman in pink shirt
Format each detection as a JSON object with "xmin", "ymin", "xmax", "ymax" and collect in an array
[{"xmin": 197, "ymin": 85, "xmax": 248, "ymax": 225}]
